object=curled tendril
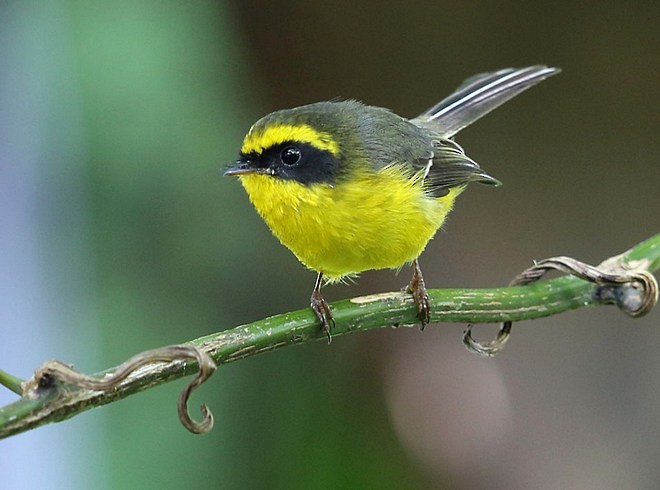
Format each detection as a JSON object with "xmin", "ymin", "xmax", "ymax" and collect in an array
[
  {"xmin": 175, "ymin": 347, "xmax": 217, "ymax": 434},
  {"xmin": 463, "ymin": 321, "xmax": 512, "ymax": 357},
  {"xmin": 23, "ymin": 345, "xmax": 217, "ymax": 434},
  {"xmin": 464, "ymin": 255, "xmax": 659, "ymax": 357}
]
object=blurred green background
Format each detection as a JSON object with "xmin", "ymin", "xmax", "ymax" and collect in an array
[{"xmin": 1, "ymin": 1, "xmax": 659, "ymax": 489}]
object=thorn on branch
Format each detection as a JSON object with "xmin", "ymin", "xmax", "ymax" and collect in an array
[
  {"xmin": 21, "ymin": 345, "xmax": 217, "ymax": 434},
  {"xmin": 464, "ymin": 254, "xmax": 659, "ymax": 357}
]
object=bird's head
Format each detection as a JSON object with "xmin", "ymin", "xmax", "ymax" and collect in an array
[{"xmin": 225, "ymin": 101, "xmax": 368, "ymax": 186}]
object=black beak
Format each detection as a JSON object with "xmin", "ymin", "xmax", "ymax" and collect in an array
[{"xmin": 224, "ymin": 159, "xmax": 257, "ymax": 176}]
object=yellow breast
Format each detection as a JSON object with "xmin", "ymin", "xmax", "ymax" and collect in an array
[{"xmin": 238, "ymin": 165, "xmax": 461, "ymax": 281}]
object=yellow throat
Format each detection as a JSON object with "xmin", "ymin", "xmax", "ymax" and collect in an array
[{"xmin": 238, "ymin": 167, "xmax": 461, "ymax": 281}]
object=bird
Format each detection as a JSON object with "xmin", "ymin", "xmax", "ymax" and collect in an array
[{"xmin": 225, "ymin": 65, "xmax": 559, "ymax": 341}]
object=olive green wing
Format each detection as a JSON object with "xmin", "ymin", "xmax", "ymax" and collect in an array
[
  {"xmin": 422, "ymin": 138, "xmax": 501, "ymax": 197},
  {"xmin": 352, "ymin": 104, "xmax": 499, "ymax": 197}
]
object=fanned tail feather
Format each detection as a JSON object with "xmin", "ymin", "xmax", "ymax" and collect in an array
[{"xmin": 415, "ymin": 65, "xmax": 560, "ymax": 138}]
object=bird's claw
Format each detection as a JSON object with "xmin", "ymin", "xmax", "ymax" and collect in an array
[
  {"xmin": 311, "ymin": 288, "xmax": 334, "ymax": 343},
  {"xmin": 407, "ymin": 259, "xmax": 431, "ymax": 329}
]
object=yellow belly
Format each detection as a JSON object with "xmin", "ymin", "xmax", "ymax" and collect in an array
[{"xmin": 238, "ymin": 166, "xmax": 461, "ymax": 280}]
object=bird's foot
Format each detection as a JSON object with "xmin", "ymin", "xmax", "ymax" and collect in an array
[
  {"xmin": 311, "ymin": 274, "xmax": 334, "ymax": 343},
  {"xmin": 407, "ymin": 259, "xmax": 431, "ymax": 329}
]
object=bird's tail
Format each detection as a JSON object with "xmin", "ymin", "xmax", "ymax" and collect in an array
[{"xmin": 414, "ymin": 65, "xmax": 560, "ymax": 138}]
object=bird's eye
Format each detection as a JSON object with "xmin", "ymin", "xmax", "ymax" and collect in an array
[{"xmin": 280, "ymin": 146, "xmax": 301, "ymax": 166}]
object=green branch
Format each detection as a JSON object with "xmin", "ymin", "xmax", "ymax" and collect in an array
[{"xmin": 0, "ymin": 234, "xmax": 658, "ymax": 439}]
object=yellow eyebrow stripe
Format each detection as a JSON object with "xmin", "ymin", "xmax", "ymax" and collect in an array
[{"xmin": 241, "ymin": 124, "xmax": 340, "ymax": 156}]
